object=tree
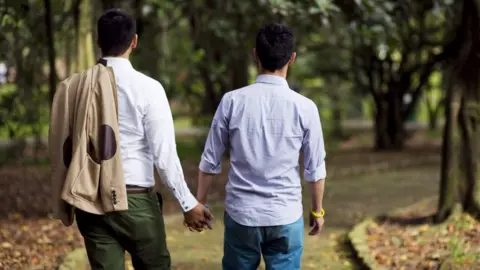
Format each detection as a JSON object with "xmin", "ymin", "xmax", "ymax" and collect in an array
[
  {"xmin": 437, "ymin": 0, "xmax": 480, "ymax": 221},
  {"xmin": 44, "ymin": 0, "xmax": 56, "ymax": 104},
  {"xmin": 331, "ymin": 0, "xmax": 454, "ymax": 150}
]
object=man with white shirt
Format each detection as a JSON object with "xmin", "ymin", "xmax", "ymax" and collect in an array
[{"xmin": 74, "ymin": 9, "xmax": 212, "ymax": 269}]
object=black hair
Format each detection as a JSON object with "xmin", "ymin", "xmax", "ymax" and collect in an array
[
  {"xmin": 97, "ymin": 9, "xmax": 136, "ymax": 56},
  {"xmin": 255, "ymin": 23, "xmax": 295, "ymax": 72}
]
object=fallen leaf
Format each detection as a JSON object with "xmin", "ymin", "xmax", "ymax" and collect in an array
[
  {"xmin": 1, "ymin": 242, "xmax": 12, "ymax": 248},
  {"xmin": 419, "ymin": 224, "xmax": 429, "ymax": 232}
]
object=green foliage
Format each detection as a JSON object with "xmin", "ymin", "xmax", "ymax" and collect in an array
[
  {"xmin": 0, "ymin": 0, "xmax": 457, "ymax": 141},
  {"xmin": 176, "ymin": 138, "xmax": 203, "ymax": 162}
]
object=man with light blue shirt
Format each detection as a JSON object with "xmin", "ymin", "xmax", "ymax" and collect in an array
[{"xmin": 195, "ymin": 23, "xmax": 327, "ymax": 270}]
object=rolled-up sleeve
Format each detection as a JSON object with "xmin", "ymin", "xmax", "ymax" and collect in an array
[
  {"xmin": 199, "ymin": 93, "xmax": 231, "ymax": 174},
  {"xmin": 143, "ymin": 82, "xmax": 198, "ymax": 212},
  {"xmin": 302, "ymin": 101, "xmax": 327, "ymax": 182}
]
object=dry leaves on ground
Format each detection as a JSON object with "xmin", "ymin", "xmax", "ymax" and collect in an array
[
  {"xmin": 366, "ymin": 206, "xmax": 480, "ymax": 270},
  {"xmin": 0, "ymin": 166, "xmax": 83, "ymax": 270}
]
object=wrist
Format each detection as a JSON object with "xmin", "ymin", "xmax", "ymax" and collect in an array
[
  {"xmin": 197, "ymin": 197, "xmax": 208, "ymax": 205},
  {"xmin": 311, "ymin": 208, "xmax": 325, "ymax": 218}
]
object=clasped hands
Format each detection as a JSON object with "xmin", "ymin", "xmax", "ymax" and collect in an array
[{"xmin": 183, "ymin": 203, "xmax": 214, "ymax": 232}]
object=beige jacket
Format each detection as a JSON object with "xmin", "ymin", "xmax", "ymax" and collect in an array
[{"xmin": 49, "ymin": 63, "xmax": 128, "ymax": 227}]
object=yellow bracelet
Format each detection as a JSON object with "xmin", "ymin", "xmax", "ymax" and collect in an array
[{"xmin": 311, "ymin": 209, "xmax": 325, "ymax": 218}]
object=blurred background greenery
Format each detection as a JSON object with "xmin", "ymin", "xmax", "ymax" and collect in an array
[{"xmin": 0, "ymin": 0, "xmax": 451, "ymax": 146}]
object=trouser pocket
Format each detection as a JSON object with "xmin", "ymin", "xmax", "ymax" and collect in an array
[{"xmin": 156, "ymin": 192, "xmax": 163, "ymax": 212}]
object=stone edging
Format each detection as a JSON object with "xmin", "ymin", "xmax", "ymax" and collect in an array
[{"xmin": 348, "ymin": 217, "xmax": 386, "ymax": 270}]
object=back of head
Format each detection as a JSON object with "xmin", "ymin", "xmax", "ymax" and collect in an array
[
  {"xmin": 97, "ymin": 9, "xmax": 136, "ymax": 57},
  {"xmin": 255, "ymin": 23, "xmax": 295, "ymax": 72}
]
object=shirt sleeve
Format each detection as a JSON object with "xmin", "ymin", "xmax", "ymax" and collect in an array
[
  {"xmin": 302, "ymin": 101, "xmax": 327, "ymax": 182},
  {"xmin": 143, "ymin": 82, "xmax": 198, "ymax": 212},
  {"xmin": 199, "ymin": 93, "xmax": 231, "ymax": 174}
]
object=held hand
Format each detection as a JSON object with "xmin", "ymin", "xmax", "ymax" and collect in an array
[
  {"xmin": 183, "ymin": 204, "xmax": 214, "ymax": 232},
  {"xmin": 309, "ymin": 210, "xmax": 325, "ymax": 236}
]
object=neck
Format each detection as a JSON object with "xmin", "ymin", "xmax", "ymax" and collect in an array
[
  {"xmin": 102, "ymin": 52, "xmax": 130, "ymax": 59},
  {"xmin": 259, "ymin": 67, "xmax": 288, "ymax": 79}
]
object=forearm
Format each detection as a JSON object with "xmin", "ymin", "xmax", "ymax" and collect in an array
[
  {"xmin": 155, "ymin": 154, "xmax": 198, "ymax": 212},
  {"xmin": 308, "ymin": 179, "xmax": 325, "ymax": 212},
  {"xmin": 197, "ymin": 171, "xmax": 214, "ymax": 204}
]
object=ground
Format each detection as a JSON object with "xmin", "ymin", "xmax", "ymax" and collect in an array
[
  {"xmin": 0, "ymin": 132, "xmax": 445, "ymax": 269},
  {"xmin": 362, "ymin": 199, "xmax": 480, "ymax": 269}
]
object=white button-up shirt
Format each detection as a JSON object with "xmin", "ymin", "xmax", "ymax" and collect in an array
[{"xmin": 104, "ymin": 57, "xmax": 197, "ymax": 212}]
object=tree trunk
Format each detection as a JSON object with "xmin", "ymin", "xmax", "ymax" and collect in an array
[
  {"xmin": 436, "ymin": 78, "xmax": 460, "ymax": 222},
  {"xmin": 425, "ymin": 93, "xmax": 441, "ymax": 131},
  {"xmin": 436, "ymin": 0, "xmax": 480, "ymax": 221},
  {"xmin": 458, "ymin": 96, "xmax": 480, "ymax": 218},
  {"xmin": 457, "ymin": 0, "xmax": 480, "ymax": 219},
  {"xmin": 44, "ymin": 0, "xmax": 56, "ymax": 104},
  {"xmin": 231, "ymin": 51, "xmax": 249, "ymax": 90},
  {"xmin": 386, "ymin": 90, "xmax": 404, "ymax": 149},
  {"xmin": 428, "ymin": 112, "xmax": 438, "ymax": 131},
  {"xmin": 77, "ymin": 0, "xmax": 94, "ymax": 71},
  {"xmin": 374, "ymin": 95, "xmax": 405, "ymax": 150},
  {"xmin": 72, "ymin": 0, "xmax": 80, "ymax": 73},
  {"xmin": 330, "ymin": 76, "xmax": 344, "ymax": 138},
  {"xmin": 331, "ymin": 93, "xmax": 343, "ymax": 138},
  {"xmin": 374, "ymin": 101, "xmax": 389, "ymax": 150}
]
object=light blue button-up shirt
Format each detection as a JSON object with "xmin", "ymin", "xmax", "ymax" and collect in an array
[{"xmin": 199, "ymin": 75, "xmax": 326, "ymax": 227}]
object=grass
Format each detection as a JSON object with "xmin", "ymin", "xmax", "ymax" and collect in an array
[
  {"xmin": 176, "ymin": 137, "xmax": 204, "ymax": 161},
  {"xmin": 174, "ymin": 117, "xmax": 194, "ymax": 129},
  {"xmin": 439, "ymin": 214, "xmax": 480, "ymax": 268}
]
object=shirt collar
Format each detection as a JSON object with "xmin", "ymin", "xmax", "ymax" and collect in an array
[
  {"xmin": 255, "ymin": 74, "xmax": 289, "ymax": 87},
  {"xmin": 101, "ymin": 57, "xmax": 133, "ymax": 69}
]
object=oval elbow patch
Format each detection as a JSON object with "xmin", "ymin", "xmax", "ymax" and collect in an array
[{"xmin": 99, "ymin": 124, "xmax": 117, "ymax": 160}]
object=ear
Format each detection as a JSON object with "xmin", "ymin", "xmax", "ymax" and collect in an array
[
  {"xmin": 288, "ymin": 52, "xmax": 296, "ymax": 65},
  {"xmin": 131, "ymin": 34, "xmax": 138, "ymax": 49}
]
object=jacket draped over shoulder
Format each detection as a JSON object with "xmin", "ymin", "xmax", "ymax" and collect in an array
[{"xmin": 49, "ymin": 63, "xmax": 127, "ymax": 227}]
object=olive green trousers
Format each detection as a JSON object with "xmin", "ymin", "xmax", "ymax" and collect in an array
[{"xmin": 76, "ymin": 191, "xmax": 170, "ymax": 270}]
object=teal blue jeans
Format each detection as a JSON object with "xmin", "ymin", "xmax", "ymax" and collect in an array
[{"xmin": 222, "ymin": 212, "xmax": 304, "ymax": 270}]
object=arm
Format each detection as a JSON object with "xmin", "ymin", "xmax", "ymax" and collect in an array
[
  {"xmin": 197, "ymin": 94, "xmax": 231, "ymax": 204},
  {"xmin": 309, "ymin": 180, "xmax": 325, "ymax": 213},
  {"xmin": 197, "ymin": 171, "xmax": 214, "ymax": 204},
  {"xmin": 302, "ymin": 101, "xmax": 327, "ymax": 214},
  {"xmin": 143, "ymin": 82, "xmax": 198, "ymax": 212}
]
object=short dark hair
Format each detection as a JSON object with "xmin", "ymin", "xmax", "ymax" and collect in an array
[
  {"xmin": 97, "ymin": 9, "xmax": 136, "ymax": 56},
  {"xmin": 255, "ymin": 23, "xmax": 295, "ymax": 72}
]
